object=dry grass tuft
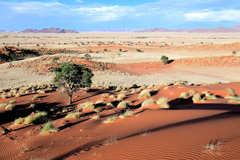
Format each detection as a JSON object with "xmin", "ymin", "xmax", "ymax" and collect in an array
[{"xmin": 156, "ymin": 97, "xmax": 169, "ymax": 108}]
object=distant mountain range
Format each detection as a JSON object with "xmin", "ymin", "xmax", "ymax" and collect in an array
[
  {"xmin": 21, "ymin": 28, "xmax": 77, "ymax": 33},
  {"xmin": 2, "ymin": 26, "xmax": 240, "ymax": 33},
  {"xmin": 137, "ymin": 25, "xmax": 240, "ymax": 32}
]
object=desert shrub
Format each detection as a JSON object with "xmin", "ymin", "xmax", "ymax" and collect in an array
[
  {"xmin": 156, "ymin": 97, "xmax": 169, "ymax": 108},
  {"xmin": 117, "ymin": 101, "xmax": 130, "ymax": 108},
  {"xmin": 5, "ymin": 104, "xmax": 16, "ymax": 110},
  {"xmin": 192, "ymin": 93, "xmax": 201, "ymax": 103},
  {"xmin": 130, "ymin": 89, "xmax": 136, "ymax": 94},
  {"xmin": 179, "ymin": 92, "xmax": 188, "ymax": 99},
  {"xmin": 14, "ymin": 117, "xmax": 24, "ymax": 125},
  {"xmin": 160, "ymin": 55, "xmax": 169, "ymax": 65},
  {"xmin": 117, "ymin": 93, "xmax": 126, "ymax": 101},
  {"xmin": 141, "ymin": 98, "xmax": 155, "ymax": 107},
  {"xmin": 103, "ymin": 116, "xmax": 118, "ymax": 123},
  {"xmin": 138, "ymin": 90, "xmax": 151, "ymax": 99},
  {"xmin": 101, "ymin": 93, "xmax": 110, "ymax": 98},
  {"xmin": 65, "ymin": 111, "xmax": 81, "ymax": 119},
  {"xmin": 119, "ymin": 111, "xmax": 133, "ymax": 119},
  {"xmin": 40, "ymin": 122, "xmax": 58, "ymax": 134},
  {"xmin": 226, "ymin": 88, "xmax": 235, "ymax": 96},
  {"xmin": 106, "ymin": 102, "xmax": 113, "ymax": 107}
]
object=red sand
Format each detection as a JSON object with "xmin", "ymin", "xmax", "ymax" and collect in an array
[{"xmin": 0, "ymin": 82, "xmax": 240, "ymax": 159}]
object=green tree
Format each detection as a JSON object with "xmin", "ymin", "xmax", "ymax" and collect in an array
[
  {"xmin": 161, "ymin": 55, "xmax": 169, "ymax": 65},
  {"xmin": 84, "ymin": 54, "xmax": 91, "ymax": 60},
  {"xmin": 51, "ymin": 63, "xmax": 94, "ymax": 104}
]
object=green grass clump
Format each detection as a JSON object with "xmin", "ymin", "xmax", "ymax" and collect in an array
[
  {"xmin": 40, "ymin": 122, "xmax": 58, "ymax": 134},
  {"xmin": 138, "ymin": 90, "xmax": 152, "ymax": 99},
  {"xmin": 103, "ymin": 116, "xmax": 118, "ymax": 123},
  {"xmin": 14, "ymin": 117, "xmax": 24, "ymax": 125},
  {"xmin": 5, "ymin": 104, "xmax": 16, "ymax": 111},
  {"xmin": 24, "ymin": 112, "xmax": 47, "ymax": 125},
  {"xmin": 226, "ymin": 88, "xmax": 235, "ymax": 96},
  {"xmin": 141, "ymin": 98, "xmax": 155, "ymax": 107},
  {"xmin": 109, "ymin": 95, "xmax": 115, "ymax": 99},
  {"xmin": 192, "ymin": 93, "xmax": 201, "ymax": 103},
  {"xmin": 156, "ymin": 97, "xmax": 169, "ymax": 108},
  {"xmin": 179, "ymin": 92, "xmax": 188, "ymax": 99},
  {"xmin": 119, "ymin": 111, "xmax": 133, "ymax": 119},
  {"xmin": 65, "ymin": 111, "xmax": 82, "ymax": 119}
]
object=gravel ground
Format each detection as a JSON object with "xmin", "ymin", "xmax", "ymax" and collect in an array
[{"xmin": 0, "ymin": 55, "xmax": 239, "ymax": 89}]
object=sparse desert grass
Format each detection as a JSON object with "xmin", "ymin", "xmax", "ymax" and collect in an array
[
  {"xmin": 163, "ymin": 87, "xmax": 169, "ymax": 90},
  {"xmin": 5, "ymin": 104, "xmax": 16, "ymax": 111},
  {"xmin": 228, "ymin": 96, "xmax": 240, "ymax": 103},
  {"xmin": 192, "ymin": 93, "xmax": 201, "ymax": 103},
  {"xmin": 106, "ymin": 102, "xmax": 113, "ymax": 107},
  {"xmin": 189, "ymin": 90, "xmax": 197, "ymax": 95},
  {"xmin": 1, "ymin": 93, "xmax": 7, "ymax": 98},
  {"xmin": 94, "ymin": 108, "xmax": 101, "ymax": 113},
  {"xmin": 95, "ymin": 100, "xmax": 104, "ymax": 105},
  {"xmin": 109, "ymin": 95, "xmax": 115, "ymax": 99},
  {"xmin": 65, "ymin": 111, "xmax": 82, "ymax": 119},
  {"xmin": 90, "ymin": 115, "xmax": 100, "ymax": 120},
  {"xmin": 9, "ymin": 100, "xmax": 17, "ymax": 104},
  {"xmin": 156, "ymin": 97, "xmax": 169, "ymax": 108},
  {"xmin": 179, "ymin": 92, "xmax": 188, "ymax": 99},
  {"xmin": 147, "ymin": 84, "xmax": 155, "ymax": 89},
  {"xmin": 115, "ymin": 86, "xmax": 122, "ymax": 92},
  {"xmin": 117, "ymin": 93, "xmax": 126, "ymax": 101},
  {"xmin": 101, "ymin": 93, "xmax": 110, "ymax": 98},
  {"xmin": 40, "ymin": 122, "xmax": 58, "ymax": 134},
  {"xmin": 14, "ymin": 117, "xmax": 24, "ymax": 125},
  {"xmin": 78, "ymin": 102, "xmax": 95, "ymax": 110},
  {"xmin": 207, "ymin": 94, "xmax": 218, "ymax": 100},
  {"xmin": 226, "ymin": 88, "xmax": 235, "ymax": 96},
  {"xmin": 117, "ymin": 101, "xmax": 131, "ymax": 108},
  {"xmin": 130, "ymin": 89, "xmax": 136, "ymax": 94},
  {"xmin": 138, "ymin": 90, "xmax": 151, "ymax": 99},
  {"xmin": 0, "ymin": 103, "xmax": 7, "ymax": 108},
  {"xmin": 119, "ymin": 111, "xmax": 133, "ymax": 119},
  {"xmin": 24, "ymin": 112, "xmax": 48, "ymax": 125},
  {"xmin": 141, "ymin": 98, "xmax": 155, "ymax": 107},
  {"xmin": 103, "ymin": 116, "xmax": 118, "ymax": 123}
]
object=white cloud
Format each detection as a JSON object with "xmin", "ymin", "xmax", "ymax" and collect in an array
[
  {"xmin": 71, "ymin": 5, "xmax": 136, "ymax": 21},
  {"xmin": 184, "ymin": 10, "xmax": 240, "ymax": 22}
]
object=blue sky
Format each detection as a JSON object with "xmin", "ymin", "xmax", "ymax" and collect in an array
[{"xmin": 1, "ymin": 0, "xmax": 240, "ymax": 30}]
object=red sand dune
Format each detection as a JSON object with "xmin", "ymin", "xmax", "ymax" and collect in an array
[{"xmin": 0, "ymin": 82, "xmax": 240, "ymax": 159}]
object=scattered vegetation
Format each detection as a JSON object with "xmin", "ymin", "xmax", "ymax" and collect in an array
[
  {"xmin": 160, "ymin": 55, "xmax": 169, "ymax": 65},
  {"xmin": 226, "ymin": 88, "xmax": 235, "ymax": 96},
  {"xmin": 119, "ymin": 111, "xmax": 133, "ymax": 119},
  {"xmin": 192, "ymin": 93, "xmax": 201, "ymax": 103},
  {"xmin": 40, "ymin": 122, "xmax": 58, "ymax": 134},
  {"xmin": 138, "ymin": 90, "xmax": 152, "ymax": 99},
  {"xmin": 156, "ymin": 97, "xmax": 169, "ymax": 108},
  {"xmin": 103, "ymin": 116, "xmax": 118, "ymax": 123}
]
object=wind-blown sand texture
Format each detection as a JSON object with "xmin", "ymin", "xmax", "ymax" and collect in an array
[{"xmin": 0, "ymin": 82, "xmax": 240, "ymax": 159}]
